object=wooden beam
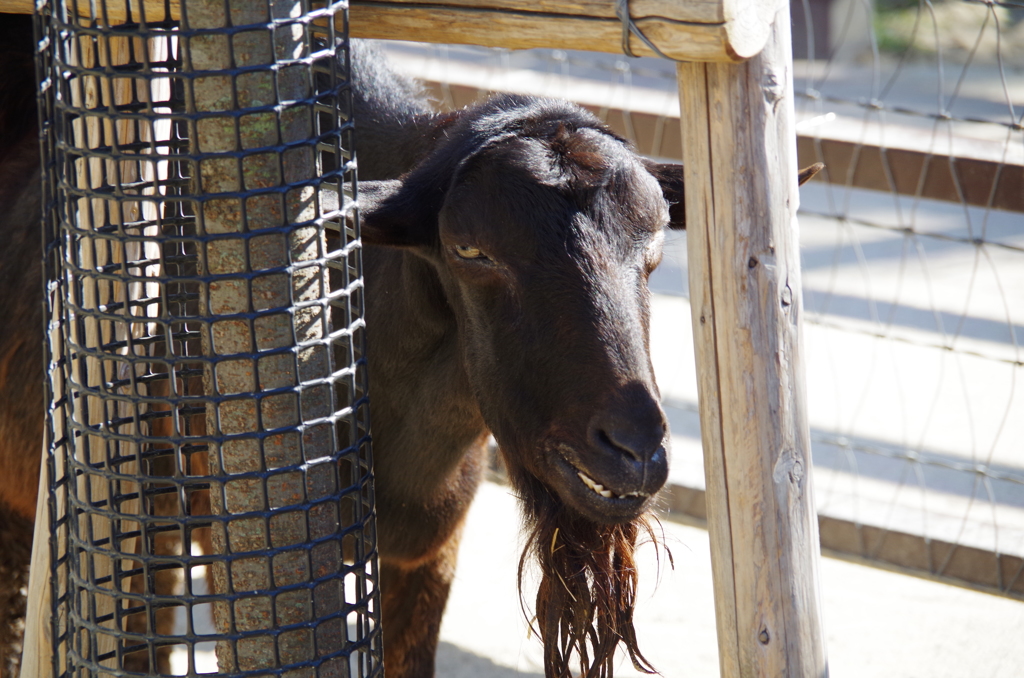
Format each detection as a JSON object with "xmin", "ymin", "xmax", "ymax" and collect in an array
[
  {"xmin": 0, "ymin": 0, "xmax": 784, "ymax": 62},
  {"xmin": 357, "ymin": 0, "xmax": 728, "ymax": 23},
  {"xmin": 797, "ymin": 135, "xmax": 1024, "ymax": 213},
  {"xmin": 817, "ymin": 516, "xmax": 1024, "ymax": 598},
  {"xmin": 420, "ymin": 81, "xmax": 1024, "ymax": 214},
  {"xmin": 678, "ymin": 6, "xmax": 828, "ymax": 677},
  {"xmin": 659, "ymin": 482, "xmax": 1024, "ymax": 601}
]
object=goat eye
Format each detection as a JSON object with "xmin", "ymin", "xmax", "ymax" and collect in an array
[{"xmin": 454, "ymin": 245, "xmax": 487, "ymax": 260}]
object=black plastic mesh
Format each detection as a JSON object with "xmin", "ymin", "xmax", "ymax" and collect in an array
[{"xmin": 33, "ymin": 1, "xmax": 382, "ymax": 676}]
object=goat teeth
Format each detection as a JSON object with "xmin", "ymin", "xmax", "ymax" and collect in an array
[{"xmin": 577, "ymin": 473, "xmax": 614, "ymax": 499}]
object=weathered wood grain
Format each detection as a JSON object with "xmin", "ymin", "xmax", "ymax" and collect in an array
[
  {"xmin": 678, "ymin": 6, "xmax": 829, "ymax": 677},
  {"xmin": 0, "ymin": 0, "xmax": 783, "ymax": 62},
  {"xmin": 20, "ymin": 444, "xmax": 55, "ymax": 678},
  {"xmin": 348, "ymin": 5, "xmax": 731, "ymax": 61},
  {"xmin": 677, "ymin": 56, "xmax": 744, "ymax": 678},
  {"xmin": 355, "ymin": 0, "xmax": 727, "ymax": 22}
]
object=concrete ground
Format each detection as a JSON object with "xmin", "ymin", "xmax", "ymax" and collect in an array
[{"xmin": 437, "ymin": 480, "xmax": 1024, "ymax": 678}]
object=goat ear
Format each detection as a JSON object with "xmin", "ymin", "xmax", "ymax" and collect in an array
[
  {"xmin": 642, "ymin": 160, "xmax": 686, "ymax": 230},
  {"xmin": 351, "ymin": 179, "xmax": 436, "ymax": 248},
  {"xmin": 352, "ymin": 112, "xmax": 464, "ymax": 248},
  {"xmin": 798, "ymin": 162, "xmax": 824, "ymax": 186},
  {"xmin": 641, "ymin": 160, "xmax": 823, "ymax": 230}
]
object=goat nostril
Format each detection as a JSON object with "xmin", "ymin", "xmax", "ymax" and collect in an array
[
  {"xmin": 589, "ymin": 385, "xmax": 668, "ymax": 464},
  {"xmin": 596, "ymin": 426, "xmax": 657, "ymax": 463},
  {"xmin": 597, "ymin": 428, "xmax": 628, "ymax": 459}
]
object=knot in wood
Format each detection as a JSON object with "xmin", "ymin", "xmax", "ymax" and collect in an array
[
  {"xmin": 762, "ymin": 73, "xmax": 783, "ymax": 110},
  {"xmin": 780, "ymin": 284, "xmax": 793, "ymax": 307},
  {"xmin": 773, "ymin": 448, "xmax": 804, "ymax": 486},
  {"xmin": 758, "ymin": 627, "xmax": 770, "ymax": 645}
]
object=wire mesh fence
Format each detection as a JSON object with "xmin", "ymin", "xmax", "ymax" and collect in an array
[
  {"xmin": 372, "ymin": 0, "xmax": 1024, "ymax": 599},
  {"xmin": 32, "ymin": 0, "xmax": 383, "ymax": 675},
  {"xmin": 17, "ymin": 1, "xmax": 1021, "ymax": 674},
  {"xmin": 790, "ymin": 0, "xmax": 1024, "ymax": 596}
]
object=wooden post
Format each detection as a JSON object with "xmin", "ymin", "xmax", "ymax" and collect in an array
[
  {"xmin": 183, "ymin": 0, "xmax": 337, "ymax": 672},
  {"xmin": 678, "ymin": 5, "xmax": 828, "ymax": 678},
  {"xmin": 20, "ymin": 445, "xmax": 55, "ymax": 678}
]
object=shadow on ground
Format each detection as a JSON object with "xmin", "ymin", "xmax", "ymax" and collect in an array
[{"xmin": 436, "ymin": 642, "xmax": 543, "ymax": 678}]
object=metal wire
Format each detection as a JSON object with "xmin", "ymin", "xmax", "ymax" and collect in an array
[
  {"xmin": 34, "ymin": 0, "xmax": 382, "ymax": 675},
  {"xmin": 783, "ymin": 0, "xmax": 1024, "ymax": 593},
  {"xmin": 375, "ymin": 0, "xmax": 1024, "ymax": 597},
  {"xmin": 615, "ymin": 0, "xmax": 674, "ymax": 60}
]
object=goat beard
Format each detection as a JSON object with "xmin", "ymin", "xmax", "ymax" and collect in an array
[{"xmin": 509, "ymin": 469, "xmax": 661, "ymax": 678}]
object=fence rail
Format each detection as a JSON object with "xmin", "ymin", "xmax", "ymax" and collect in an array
[{"xmin": 406, "ymin": 73, "xmax": 1024, "ymax": 214}]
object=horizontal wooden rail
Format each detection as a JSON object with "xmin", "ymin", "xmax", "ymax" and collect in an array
[
  {"xmin": 16, "ymin": 0, "xmax": 1011, "ymax": 209},
  {"xmin": 797, "ymin": 136, "xmax": 1024, "ymax": 214},
  {"xmin": 0, "ymin": 0, "xmax": 782, "ymax": 62},
  {"xmin": 345, "ymin": 0, "xmax": 784, "ymax": 62},
  {"xmin": 663, "ymin": 483, "xmax": 1024, "ymax": 601},
  {"xmin": 424, "ymin": 79, "xmax": 1024, "ymax": 214},
  {"xmin": 6, "ymin": 0, "xmax": 1012, "ymax": 208},
  {"xmin": 487, "ymin": 454, "xmax": 1024, "ymax": 604}
]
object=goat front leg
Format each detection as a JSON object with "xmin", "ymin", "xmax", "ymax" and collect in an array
[
  {"xmin": 122, "ymin": 371, "xmax": 209, "ymax": 673},
  {"xmin": 379, "ymin": 524, "xmax": 463, "ymax": 678}
]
